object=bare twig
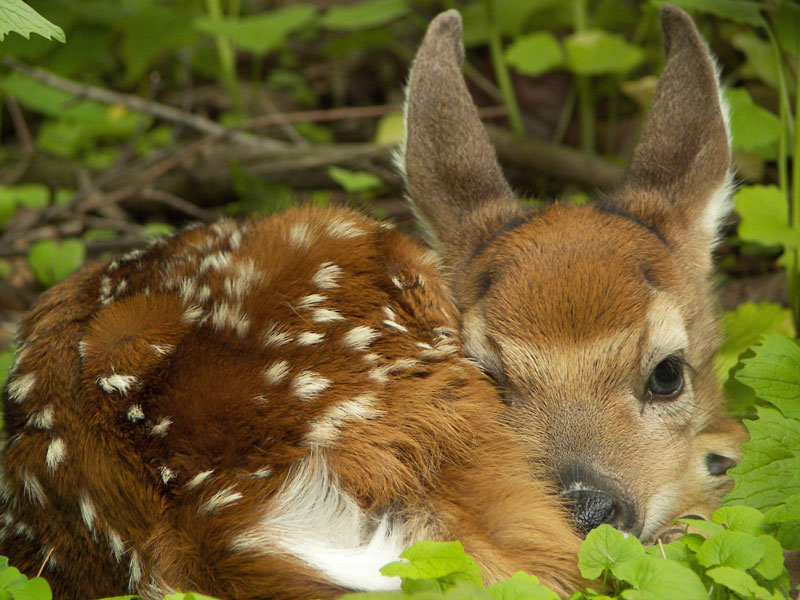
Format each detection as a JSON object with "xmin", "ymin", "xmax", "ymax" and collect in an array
[
  {"xmin": 6, "ymin": 95, "xmax": 34, "ymax": 155},
  {"xmin": 3, "ymin": 57, "xmax": 287, "ymax": 153},
  {"xmin": 141, "ymin": 187, "xmax": 216, "ymax": 222}
]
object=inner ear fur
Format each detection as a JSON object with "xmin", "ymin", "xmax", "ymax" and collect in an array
[
  {"xmin": 402, "ymin": 10, "xmax": 521, "ymax": 275},
  {"xmin": 614, "ymin": 6, "xmax": 732, "ymax": 250}
]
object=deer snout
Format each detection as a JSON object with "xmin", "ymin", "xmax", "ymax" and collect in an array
[{"xmin": 559, "ymin": 462, "xmax": 641, "ymax": 538}]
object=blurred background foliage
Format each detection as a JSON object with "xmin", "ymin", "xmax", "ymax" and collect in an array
[{"xmin": 0, "ymin": 0, "xmax": 798, "ymax": 418}]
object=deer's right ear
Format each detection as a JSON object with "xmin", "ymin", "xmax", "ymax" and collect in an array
[{"xmin": 400, "ymin": 10, "xmax": 520, "ymax": 274}]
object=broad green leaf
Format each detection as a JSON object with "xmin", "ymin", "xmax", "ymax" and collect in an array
[
  {"xmin": 5, "ymin": 576, "xmax": 51, "ymax": 600},
  {"xmin": 380, "ymin": 541, "xmax": 482, "ymax": 588},
  {"xmin": 505, "ymin": 32, "xmax": 564, "ymax": 77},
  {"xmin": 716, "ymin": 302, "xmax": 794, "ymax": 381},
  {"xmin": 327, "ymin": 166, "xmax": 383, "ymax": 193},
  {"xmin": 321, "ymin": 0, "xmax": 408, "ymax": 31},
  {"xmin": 644, "ymin": 539, "xmax": 692, "ymax": 568},
  {"xmin": 735, "ymin": 185, "xmax": 798, "ymax": 248},
  {"xmin": 195, "ymin": 6, "xmax": 316, "ymax": 56},
  {"xmin": 730, "ymin": 31, "xmax": 780, "ymax": 90},
  {"xmin": 27, "ymin": 238, "xmax": 86, "ymax": 287},
  {"xmin": 374, "ymin": 112, "xmax": 405, "ymax": 146},
  {"xmin": 764, "ymin": 493, "xmax": 800, "ymax": 524},
  {"xmin": 776, "ymin": 1, "xmax": 799, "ymax": 57},
  {"xmin": 697, "ymin": 530, "xmax": 765, "ymax": 570},
  {"xmin": 674, "ymin": 517, "xmax": 725, "ymax": 538},
  {"xmin": 726, "ymin": 89, "xmax": 781, "ymax": 158},
  {"xmin": 577, "ymin": 524, "xmax": 645, "ymax": 579},
  {"xmin": 706, "ymin": 566, "xmax": 770, "ymax": 598},
  {"xmin": 727, "ymin": 406, "xmax": 800, "ymax": 512},
  {"xmin": 0, "ymin": 183, "xmax": 49, "ymax": 226},
  {"xmin": 564, "ymin": 30, "xmax": 643, "ymax": 76},
  {"xmin": 712, "ymin": 505, "xmax": 766, "ymax": 535},
  {"xmin": 753, "ymin": 534, "xmax": 786, "ymax": 580},
  {"xmin": 0, "ymin": 0, "xmax": 64, "ymax": 42},
  {"xmin": 649, "ymin": 0, "xmax": 766, "ymax": 27},
  {"xmin": 738, "ymin": 333, "xmax": 800, "ymax": 419},
  {"xmin": 613, "ymin": 555, "xmax": 707, "ymax": 600},
  {"xmin": 461, "ymin": 0, "xmax": 562, "ymax": 46},
  {"xmin": 486, "ymin": 572, "xmax": 558, "ymax": 600}
]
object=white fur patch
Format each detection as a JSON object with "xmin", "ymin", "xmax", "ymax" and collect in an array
[
  {"xmin": 79, "ymin": 491, "xmax": 97, "ymax": 535},
  {"xmin": 210, "ymin": 302, "xmax": 251, "ymax": 338},
  {"xmin": 182, "ymin": 305, "xmax": 205, "ymax": 324},
  {"xmin": 383, "ymin": 320, "xmax": 408, "ymax": 334},
  {"xmin": 292, "ymin": 371, "xmax": 331, "ymax": 401},
  {"xmin": 305, "ymin": 396, "xmax": 379, "ymax": 447},
  {"xmin": 160, "ymin": 466, "xmax": 176, "ymax": 484},
  {"xmin": 298, "ymin": 294, "xmax": 326, "ymax": 310},
  {"xmin": 297, "ymin": 331, "xmax": 324, "ymax": 346},
  {"xmin": 642, "ymin": 296, "xmax": 689, "ymax": 373},
  {"xmin": 199, "ymin": 485, "xmax": 243, "ymax": 515},
  {"xmin": 150, "ymin": 417, "xmax": 173, "ymax": 438},
  {"xmin": 252, "ymin": 466, "xmax": 273, "ymax": 478},
  {"xmin": 312, "ymin": 262, "xmax": 343, "ymax": 290},
  {"xmin": 22, "ymin": 470, "xmax": 47, "ymax": 506},
  {"xmin": 263, "ymin": 323, "xmax": 293, "ymax": 347},
  {"xmin": 228, "ymin": 454, "xmax": 406, "ymax": 591},
  {"xmin": 45, "ymin": 438, "xmax": 67, "ymax": 471},
  {"xmin": 289, "ymin": 223, "xmax": 314, "ymax": 249},
  {"xmin": 342, "ymin": 326, "xmax": 380, "ymax": 352},
  {"xmin": 127, "ymin": 404, "xmax": 145, "ymax": 423},
  {"xmin": 198, "ymin": 251, "xmax": 232, "ymax": 274},
  {"xmin": 7, "ymin": 373, "xmax": 36, "ymax": 403},
  {"xmin": 327, "ymin": 217, "xmax": 366, "ymax": 239},
  {"xmin": 97, "ymin": 374, "xmax": 138, "ymax": 396},
  {"xmin": 263, "ymin": 360, "xmax": 290, "ymax": 385},
  {"xmin": 151, "ymin": 344, "xmax": 174, "ymax": 356},
  {"xmin": 129, "ymin": 549, "xmax": 143, "ymax": 591},
  {"xmin": 312, "ymin": 308, "xmax": 346, "ymax": 323},
  {"xmin": 26, "ymin": 405, "xmax": 54, "ymax": 430},
  {"xmin": 107, "ymin": 527, "xmax": 125, "ymax": 562},
  {"xmin": 185, "ymin": 470, "xmax": 215, "ymax": 490}
]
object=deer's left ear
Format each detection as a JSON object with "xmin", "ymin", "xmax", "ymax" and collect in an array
[{"xmin": 614, "ymin": 6, "xmax": 732, "ymax": 255}]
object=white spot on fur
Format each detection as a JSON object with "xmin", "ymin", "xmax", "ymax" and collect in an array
[
  {"xmin": 185, "ymin": 470, "xmax": 215, "ymax": 490},
  {"xmin": 342, "ymin": 326, "xmax": 380, "ymax": 352},
  {"xmin": 78, "ymin": 341, "xmax": 89, "ymax": 359},
  {"xmin": 22, "ymin": 470, "xmax": 46, "ymax": 506},
  {"xmin": 327, "ymin": 217, "xmax": 366, "ymax": 239},
  {"xmin": 297, "ymin": 331, "xmax": 324, "ymax": 346},
  {"xmin": 160, "ymin": 466, "xmax": 176, "ymax": 484},
  {"xmin": 97, "ymin": 374, "xmax": 138, "ymax": 396},
  {"xmin": 198, "ymin": 251, "xmax": 232, "ymax": 274},
  {"xmin": 127, "ymin": 404, "xmax": 145, "ymax": 423},
  {"xmin": 383, "ymin": 320, "xmax": 408, "ymax": 334},
  {"xmin": 210, "ymin": 302, "xmax": 251, "ymax": 338},
  {"xmin": 292, "ymin": 371, "xmax": 331, "ymax": 401},
  {"xmin": 45, "ymin": 438, "xmax": 67, "ymax": 472},
  {"xmin": 150, "ymin": 417, "xmax": 173, "ymax": 438},
  {"xmin": 311, "ymin": 308, "xmax": 346, "ymax": 323},
  {"xmin": 368, "ymin": 359, "xmax": 418, "ymax": 384},
  {"xmin": 151, "ymin": 344, "xmax": 174, "ymax": 356},
  {"xmin": 252, "ymin": 466, "xmax": 273, "ymax": 478},
  {"xmin": 79, "ymin": 491, "xmax": 96, "ymax": 535},
  {"xmin": 182, "ymin": 305, "xmax": 204, "ymax": 324},
  {"xmin": 263, "ymin": 360, "xmax": 290, "ymax": 385},
  {"xmin": 199, "ymin": 485, "xmax": 243, "ymax": 515},
  {"xmin": 228, "ymin": 453, "xmax": 406, "ymax": 591},
  {"xmin": 305, "ymin": 396, "xmax": 379, "ymax": 447},
  {"xmin": 263, "ymin": 323, "xmax": 292, "ymax": 347},
  {"xmin": 312, "ymin": 262, "xmax": 342, "ymax": 290},
  {"xmin": 26, "ymin": 405, "xmax": 54, "ymax": 430},
  {"xmin": 391, "ymin": 276, "xmax": 404, "ymax": 289},
  {"xmin": 289, "ymin": 223, "xmax": 313, "ymax": 249},
  {"xmin": 224, "ymin": 259, "xmax": 261, "ymax": 300},
  {"xmin": 129, "ymin": 549, "xmax": 143, "ymax": 590},
  {"xmin": 298, "ymin": 294, "xmax": 326, "ymax": 310},
  {"xmin": 107, "ymin": 527, "xmax": 125, "ymax": 562},
  {"xmin": 7, "ymin": 373, "xmax": 36, "ymax": 403}
]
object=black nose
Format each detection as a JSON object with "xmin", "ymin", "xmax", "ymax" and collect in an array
[{"xmin": 564, "ymin": 489, "xmax": 631, "ymax": 536}]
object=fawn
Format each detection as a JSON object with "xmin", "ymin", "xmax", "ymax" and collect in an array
[{"xmin": 0, "ymin": 6, "xmax": 745, "ymax": 599}]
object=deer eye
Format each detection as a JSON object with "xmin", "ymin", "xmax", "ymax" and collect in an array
[{"xmin": 647, "ymin": 357, "xmax": 684, "ymax": 401}]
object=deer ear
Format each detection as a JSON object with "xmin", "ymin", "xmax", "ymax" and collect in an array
[
  {"xmin": 400, "ymin": 10, "xmax": 520, "ymax": 273},
  {"xmin": 615, "ymin": 6, "xmax": 732, "ymax": 250}
]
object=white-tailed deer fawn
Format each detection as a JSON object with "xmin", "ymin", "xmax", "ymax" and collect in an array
[{"xmin": 0, "ymin": 6, "xmax": 745, "ymax": 599}]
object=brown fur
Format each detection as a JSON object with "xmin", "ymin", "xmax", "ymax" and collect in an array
[{"xmin": 0, "ymin": 6, "xmax": 743, "ymax": 599}]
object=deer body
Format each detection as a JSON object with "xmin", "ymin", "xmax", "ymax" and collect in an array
[{"xmin": 1, "ymin": 6, "xmax": 745, "ymax": 599}]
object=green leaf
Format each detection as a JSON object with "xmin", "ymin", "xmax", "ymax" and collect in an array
[
  {"xmin": 674, "ymin": 517, "xmax": 725, "ymax": 538},
  {"xmin": 327, "ymin": 166, "xmax": 383, "ymax": 194},
  {"xmin": 648, "ymin": 0, "xmax": 766, "ymax": 27},
  {"xmin": 726, "ymin": 89, "xmax": 781, "ymax": 158},
  {"xmin": 461, "ymin": 0, "xmax": 563, "ymax": 46},
  {"xmin": 374, "ymin": 112, "xmax": 405, "ymax": 146},
  {"xmin": 143, "ymin": 223, "xmax": 176, "ymax": 239},
  {"xmin": 730, "ymin": 31, "xmax": 780, "ymax": 90},
  {"xmin": 486, "ymin": 572, "xmax": 559, "ymax": 600},
  {"xmin": 195, "ymin": 5, "xmax": 316, "ymax": 56},
  {"xmin": 735, "ymin": 185, "xmax": 798, "ymax": 248},
  {"xmin": 696, "ymin": 530, "xmax": 765, "ymax": 570},
  {"xmin": 727, "ymin": 405, "xmax": 800, "ymax": 512},
  {"xmin": 380, "ymin": 541, "xmax": 483, "ymax": 589},
  {"xmin": 564, "ymin": 30, "xmax": 643, "ymax": 75},
  {"xmin": 716, "ymin": 302, "xmax": 794, "ymax": 381},
  {"xmin": 738, "ymin": 333, "xmax": 800, "ymax": 419},
  {"xmin": 27, "ymin": 238, "xmax": 86, "ymax": 287},
  {"xmin": 712, "ymin": 505, "xmax": 766, "ymax": 535},
  {"xmin": 753, "ymin": 534, "xmax": 786, "ymax": 580},
  {"xmin": 0, "ymin": 0, "xmax": 64, "ymax": 42},
  {"xmin": 706, "ymin": 566, "xmax": 771, "ymax": 598},
  {"xmin": 321, "ymin": 0, "xmax": 408, "ymax": 31},
  {"xmin": 775, "ymin": 1, "xmax": 799, "ymax": 57},
  {"xmin": 612, "ymin": 555, "xmax": 707, "ymax": 600},
  {"xmin": 0, "ymin": 183, "xmax": 49, "ymax": 226},
  {"xmin": 577, "ymin": 524, "xmax": 645, "ymax": 580},
  {"xmin": 764, "ymin": 493, "xmax": 800, "ymax": 524},
  {"xmin": 505, "ymin": 32, "xmax": 564, "ymax": 77}
]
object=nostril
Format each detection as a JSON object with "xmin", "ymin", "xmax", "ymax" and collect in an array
[
  {"xmin": 565, "ymin": 489, "xmax": 619, "ymax": 536},
  {"xmin": 705, "ymin": 453, "xmax": 737, "ymax": 476}
]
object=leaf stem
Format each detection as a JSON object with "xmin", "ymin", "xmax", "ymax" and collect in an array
[
  {"xmin": 484, "ymin": 0, "xmax": 525, "ymax": 136},
  {"xmin": 205, "ymin": 0, "xmax": 242, "ymax": 114}
]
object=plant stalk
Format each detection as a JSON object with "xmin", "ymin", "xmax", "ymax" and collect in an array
[
  {"xmin": 206, "ymin": 0, "xmax": 242, "ymax": 114},
  {"xmin": 484, "ymin": 0, "xmax": 525, "ymax": 136}
]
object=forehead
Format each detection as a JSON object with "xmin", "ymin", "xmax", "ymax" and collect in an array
[{"xmin": 484, "ymin": 203, "xmax": 674, "ymax": 345}]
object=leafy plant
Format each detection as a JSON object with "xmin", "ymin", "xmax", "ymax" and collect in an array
[{"xmin": 0, "ymin": 0, "xmax": 64, "ymax": 43}]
